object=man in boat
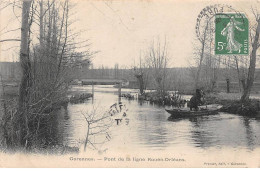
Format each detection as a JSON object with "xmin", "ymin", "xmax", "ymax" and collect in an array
[{"xmin": 189, "ymin": 89, "xmax": 204, "ymax": 111}]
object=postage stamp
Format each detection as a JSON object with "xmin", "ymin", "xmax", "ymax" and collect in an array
[{"xmin": 215, "ymin": 13, "xmax": 249, "ymax": 55}]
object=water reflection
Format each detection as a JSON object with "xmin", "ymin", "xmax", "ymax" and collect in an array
[
  {"xmin": 242, "ymin": 116, "xmax": 256, "ymax": 150},
  {"xmin": 136, "ymin": 110, "xmax": 169, "ymax": 149},
  {"xmin": 188, "ymin": 117, "xmax": 218, "ymax": 149},
  {"xmin": 56, "ymin": 85, "xmax": 260, "ymax": 152},
  {"xmin": 64, "ymin": 106, "xmax": 70, "ymax": 120}
]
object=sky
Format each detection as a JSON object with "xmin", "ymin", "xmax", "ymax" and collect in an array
[{"xmin": 0, "ymin": 0, "xmax": 259, "ymax": 68}]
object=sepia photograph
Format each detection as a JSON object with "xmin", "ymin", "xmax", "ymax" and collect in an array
[{"xmin": 0, "ymin": 0, "xmax": 260, "ymax": 168}]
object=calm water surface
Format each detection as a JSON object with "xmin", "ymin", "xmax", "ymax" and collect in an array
[{"xmin": 55, "ymin": 85, "xmax": 260, "ymax": 153}]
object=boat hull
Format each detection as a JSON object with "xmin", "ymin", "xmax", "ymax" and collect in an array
[{"xmin": 165, "ymin": 108, "xmax": 219, "ymax": 118}]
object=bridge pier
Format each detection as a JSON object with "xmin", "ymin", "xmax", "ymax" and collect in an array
[{"xmin": 118, "ymin": 82, "xmax": 122, "ymax": 103}]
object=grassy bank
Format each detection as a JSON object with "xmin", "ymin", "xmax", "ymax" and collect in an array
[
  {"xmin": 204, "ymin": 93, "xmax": 260, "ymax": 117},
  {"xmin": 0, "ymin": 85, "xmax": 87, "ymax": 154},
  {"xmin": 129, "ymin": 90, "xmax": 260, "ymax": 117}
]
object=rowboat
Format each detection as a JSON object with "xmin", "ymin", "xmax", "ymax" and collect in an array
[{"xmin": 165, "ymin": 104, "xmax": 223, "ymax": 118}]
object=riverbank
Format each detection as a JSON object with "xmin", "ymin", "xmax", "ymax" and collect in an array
[
  {"xmin": 122, "ymin": 90, "xmax": 260, "ymax": 117},
  {"xmin": 123, "ymin": 91, "xmax": 186, "ymax": 106},
  {"xmin": 0, "ymin": 86, "xmax": 91, "ymax": 154},
  {"xmin": 204, "ymin": 92, "xmax": 260, "ymax": 117}
]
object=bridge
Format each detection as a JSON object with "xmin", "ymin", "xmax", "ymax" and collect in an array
[{"xmin": 75, "ymin": 79, "xmax": 129, "ymax": 85}]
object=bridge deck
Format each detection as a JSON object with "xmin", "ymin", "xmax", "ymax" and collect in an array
[{"xmin": 80, "ymin": 79, "xmax": 125, "ymax": 85}]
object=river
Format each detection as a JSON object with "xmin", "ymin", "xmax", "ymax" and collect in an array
[{"xmin": 54, "ymin": 85, "xmax": 260, "ymax": 157}]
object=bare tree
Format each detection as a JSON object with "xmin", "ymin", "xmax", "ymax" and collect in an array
[
  {"xmin": 241, "ymin": 9, "xmax": 260, "ymax": 101},
  {"xmin": 194, "ymin": 20, "xmax": 209, "ymax": 89},
  {"xmin": 1, "ymin": 0, "xmax": 94, "ymax": 149},
  {"xmin": 82, "ymin": 104, "xmax": 122, "ymax": 152},
  {"xmin": 14, "ymin": 0, "xmax": 32, "ymax": 147},
  {"xmin": 193, "ymin": 16, "xmax": 224, "ymax": 92},
  {"xmin": 146, "ymin": 38, "xmax": 169, "ymax": 95}
]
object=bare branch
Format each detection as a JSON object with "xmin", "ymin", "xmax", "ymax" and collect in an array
[{"xmin": 0, "ymin": 39, "xmax": 21, "ymax": 43}]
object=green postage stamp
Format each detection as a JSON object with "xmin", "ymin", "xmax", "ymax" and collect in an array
[{"xmin": 215, "ymin": 13, "xmax": 249, "ymax": 55}]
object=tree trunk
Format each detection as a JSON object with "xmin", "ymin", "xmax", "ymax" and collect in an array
[
  {"xmin": 234, "ymin": 56, "xmax": 242, "ymax": 93},
  {"xmin": 241, "ymin": 18, "xmax": 260, "ymax": 102},
  {"xmin": 84, "ymin": 123, "xmax": 90, "ymax": 152},
  {"xmin": 138, "ymin": 75, "xmax": 144, "ymax": 95},
  {"xmin": 39, "ymin": 0, "xmax": 43, "ymax": 46},
  {"xmin": 195, "ymin": 21, "xmax": 209, "ymax": 89},
  {"xmin": 241, "ymin": 79, "xmax": 246, "ymax": 93},
  {"xmin": 16, "ymin": 0, "xmax": 32, "ymax": 147}
]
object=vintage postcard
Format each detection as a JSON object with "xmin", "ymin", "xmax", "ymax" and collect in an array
[{"xmin": 0, "ymin": 0, "xmax": 260, "ymax": 168}]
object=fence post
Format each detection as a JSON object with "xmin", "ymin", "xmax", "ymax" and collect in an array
[{"xmin": 226, "ymin": 78, "xmax": 230, "ymax": 93}]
